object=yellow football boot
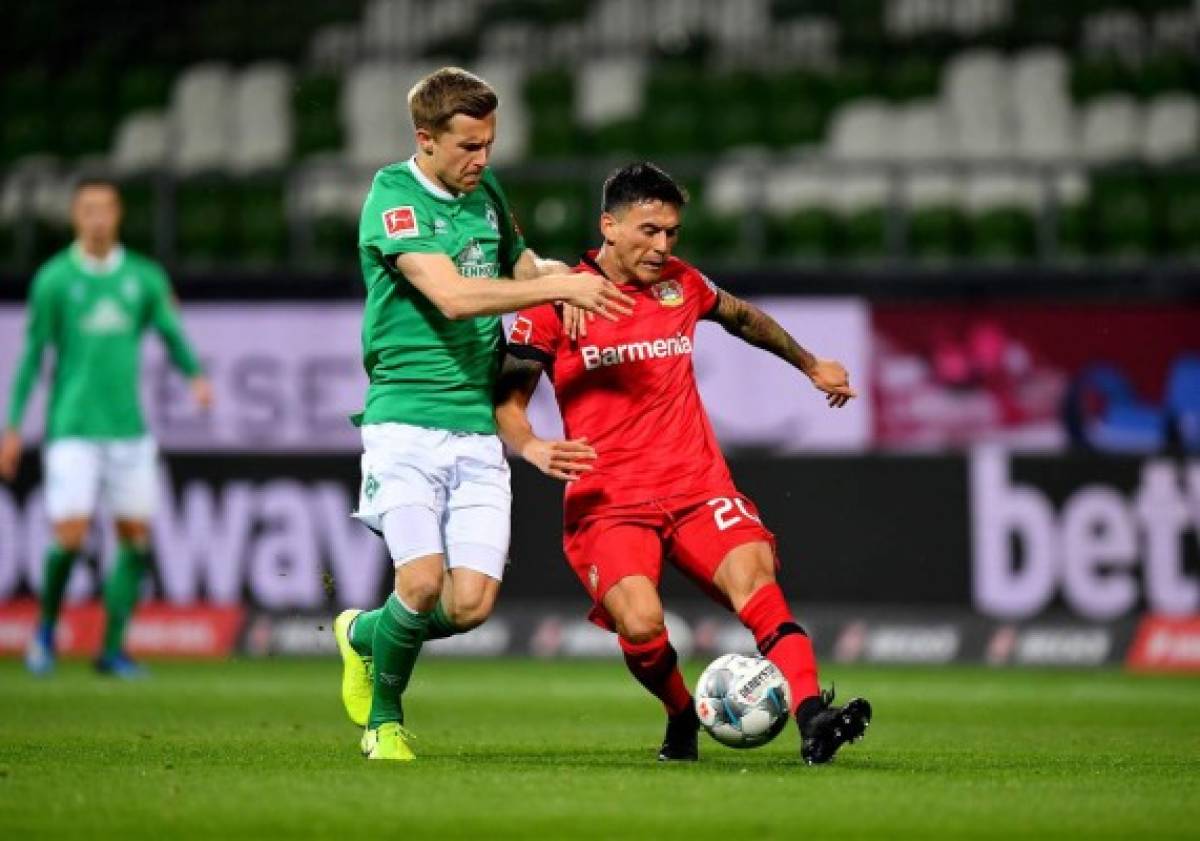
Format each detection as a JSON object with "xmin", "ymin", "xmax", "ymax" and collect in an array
[
  {"xmin": 360, "ymin": 722, "xmax": 417, "ymax": 761},
  {"xmin": 333, "ymin": 609, "xmax": 371, "ymax": 727}
]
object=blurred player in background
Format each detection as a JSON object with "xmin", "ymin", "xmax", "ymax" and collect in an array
[
  {"xmin": 496, "ymin": 162, "xmax": 872, "ymax": 765},
  {"xmin": 333, "ymin": 67, "xmax": 633, "ymax": 761},
  {"xmin": 1, "ymin": 178, "xmax": 212, "ymax": 678}
]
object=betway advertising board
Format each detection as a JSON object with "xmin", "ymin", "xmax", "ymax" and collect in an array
[
  {"xmin": 1, "ymin": 451, "xmax": 1195, "ymax": 625},
  {"xmin": 0, "ymin": 300, "xmax": 871, "ymax": 454}
]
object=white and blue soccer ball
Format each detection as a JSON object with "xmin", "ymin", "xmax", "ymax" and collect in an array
[{"xmin": 694, "ymin": 653, "xmax": 792, "ymax": 749}]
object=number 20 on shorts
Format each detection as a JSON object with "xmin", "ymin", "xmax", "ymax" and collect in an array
[{"xmin": 707, "ymin": 496, "xmax": 761, "ymax": 531}]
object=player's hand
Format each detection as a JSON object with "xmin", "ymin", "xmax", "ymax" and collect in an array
[
  {"xmin": 807, "ymin": 359, "xmax": 856, "ymax": 408},
  {"xmin": 191, "ymin": 376, "xmax": 214, "ymax": 410},
  {"xmin": 562, "ymin": 304, "xmax": 595, "ymax": 340},
  {"xmin": 523, "ymin": 437, "xmax": 597, "ymax": 482},
  {"xmin": 555, "ymin": 274, "xmax": 635, "ymax": 322},
  {"xmin": 0, "ymin": 429, "xmax": 22, "ymax": 482}
]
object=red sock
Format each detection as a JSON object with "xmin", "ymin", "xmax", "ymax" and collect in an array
[
  {"xmin": 737, "ymin": 583, "xmax": 820, "ymax": 713},
  {"xmin": 619, "ymin": 631, "xmax": 693, "ymax": 717}
]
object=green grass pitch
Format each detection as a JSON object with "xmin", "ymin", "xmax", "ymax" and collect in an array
[{"xmin": 1, "ymin": 658, "xmax": 1197, "ymax": 839}]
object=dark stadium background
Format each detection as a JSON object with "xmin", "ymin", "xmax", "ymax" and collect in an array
[{"xmin": 1, "ymin": 0, "xmax": 1198, "ymax": 673}]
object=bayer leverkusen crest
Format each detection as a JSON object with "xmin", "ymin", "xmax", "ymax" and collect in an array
[{"xmin": 651, "ymin": 279, "xmax": 684, "ymax": 307}]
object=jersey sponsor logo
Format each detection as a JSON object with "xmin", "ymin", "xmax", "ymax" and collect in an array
[
  {"xmin": 509, "ymin": 315, "xmax": 535, "ymax": 344},
  {"xmin": 456, "ymin": 238, "xmax": 499, "ymax": 278},
  {"xmin": 651, "ymin": 279, "xmax": 685, "ymax": 307},
  {"xmin": 382, "ymin": 206, "xmax": 419, "ymax": 239},
  {"xmin": 580, "ymin": 333, "xmax": 694, "ymax": 371},
  {"xmin": 80, "ymin": 298, "xmax": 132, "ymax": 334}
]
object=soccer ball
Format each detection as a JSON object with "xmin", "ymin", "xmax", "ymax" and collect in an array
[{"xmin": 694, "ymin": 653, "xmax": 792, "ymax": 749}]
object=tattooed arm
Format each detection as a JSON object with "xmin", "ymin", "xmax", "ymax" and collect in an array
[
  {"xmin": 706, "ymin": 289, "xmax": 857, "ymax": 408},
  {"xmin": 494, "ymin": 353, "xmax": 597, "ymax": 481}
]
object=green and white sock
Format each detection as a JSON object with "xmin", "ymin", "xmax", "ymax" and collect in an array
[
  {"xmin": 101, "ymin": 543, "xmax": 149, "ymax": 658},
  {"xmin": 423, "ymin": 601, "xmax": 459, "ymax": 642},
  {"xmin": 352, "ymin": 599, "xmax": 460, "ymax": 654},
  {"xmin": 349, "ymin": 608, "xmax": 380, "ymax": 657},
  {"xmin": 367, "ymin": 594, "xmax": 431, "ymax": 729},
  {"xmin": 39, "ymin": 545, "xmax": 77, "ymax": 630}
]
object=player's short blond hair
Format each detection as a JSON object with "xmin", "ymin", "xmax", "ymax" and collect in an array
[{"xmin": 408, "ymin": 67, "xmax": 499, "ymax": 136}]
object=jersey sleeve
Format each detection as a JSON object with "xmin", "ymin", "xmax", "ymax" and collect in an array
[
  {"xmin": 359, "ymin": 172, "xmax": 442, "ymax": 262},
  {"xmin": 146, "ymin": 263, "xmax": 203, "ymax": 377},
  {"xmin": 480, "ymin": 169, "xmax": 527, "ymax": 275},
  {"xmin": 505, "ymin": 304, "xmax": 561, "ymax": 367},
  {"xmin": 5, "ymin": 265, "xmax": 55, "ymax": 429},
  {"xmin": 695, "ymin": 268, "xmax": 720, "ymax": 317}
]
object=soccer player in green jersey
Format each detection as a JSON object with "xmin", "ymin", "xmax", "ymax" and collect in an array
[
  {"xmin": 1, "ymin": 178, "xmax": 212, "ymax": 678},
  {"xmin": 332, "ymin": 67, "xmax": 633, "ymax": 760}
]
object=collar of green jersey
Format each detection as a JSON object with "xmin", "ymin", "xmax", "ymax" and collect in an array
[
  {"xmin": 406, "ymin": 157, "xmax": 463, "ymax": 202},
  {"xmin": 70, "ymin": 241, "xmax": 126, "ymax": 275}
]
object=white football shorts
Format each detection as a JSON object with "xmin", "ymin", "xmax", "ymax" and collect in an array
[
  {"xmin": 353, "ymin": 422, "xmax": 512, "ymax": 580},
  {"xmin": 42, "ymin": 436, "xmax": 159, "ymax": 522}
]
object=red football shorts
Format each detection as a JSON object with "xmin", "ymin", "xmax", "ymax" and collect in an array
[{"xmin": 563, "ymin": 490, "xmax": 777, "ymax": 631}]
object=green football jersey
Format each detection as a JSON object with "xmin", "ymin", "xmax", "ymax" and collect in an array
[
  {"xmin": 356, "ymin": 158, "xmax": 526, "ymax": 434},
  {"xmin": 5, "ymin": 244, "xmax": 202, "ymax": 440}
]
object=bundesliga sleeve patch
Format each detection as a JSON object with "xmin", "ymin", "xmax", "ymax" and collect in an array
[
  {"xmin": 509, "ymin": 315, "xmax": 535, "ymax": 344},
  {"xmin": 382, "ymin": 206, "xmax": 419, "ymax": 239}
]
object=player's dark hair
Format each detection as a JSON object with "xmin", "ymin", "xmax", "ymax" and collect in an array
[
  {"xmin": 72, "ymin": 176, "xmax": 121, "ymax": 197},
  {"xmin": 408, "ymin": 67, "xmax": 499, "ymax": 135},
  {"xmin": 602, "ymin": 162, "xmax": 688, "ymax": 214}
]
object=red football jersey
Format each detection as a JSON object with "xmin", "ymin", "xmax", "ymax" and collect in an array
[{"xmin": 507, "ymin": 252, "xmax": 735, "ymax": 523}]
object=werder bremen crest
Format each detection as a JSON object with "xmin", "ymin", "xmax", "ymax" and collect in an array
[{"xmin": 456, "ymin": 238, "xmax": 498, "ymax": 278}]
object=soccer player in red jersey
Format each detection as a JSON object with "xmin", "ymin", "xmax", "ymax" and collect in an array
[{"xmin": 495, "ymin": 162, "xmax": 872, "ymax": 764}]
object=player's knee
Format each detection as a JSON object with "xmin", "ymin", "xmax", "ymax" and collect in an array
[
  {"xmin": 53, "ymin": 520, "xmax": 89, "ymax": 553},
  {"xmin": 394, "ymin": 570, "xmax": 443, "ymax": 613},
  {"xmin": 115, "ymin": 520, "xmax": 151, "ymax": 549},
  {"xmin": 616, "ymin": 606, "xmax": 666, "ymax": 644},
  {"xmin": 447, "ymin": 590, "xmax": 495, "ymax": 630}
]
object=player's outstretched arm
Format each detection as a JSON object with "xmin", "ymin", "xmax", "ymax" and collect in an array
[
  {"xmin": 511, "ymin": 248, "xmax": 571, "ymax": 280},
  {"xmin": 707, "ymin": 289, "xmax": 857, "ymax": 409},
  {"xmin": 396, "ymin": 252, "xmax": 634, "ymax": 321},
  {"xmin": 512, "ymin": 249, "xmax": 595, "ymax": 339},
  {"xmin": 494, "ymin": 353, "xmax": 596, "ymax": 482},
  {"xmin": 2, "ymin": 271, "xmax": 55, "ymax": 480}
]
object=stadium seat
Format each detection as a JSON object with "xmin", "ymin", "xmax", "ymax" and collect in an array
[
  {"xmin": 170, "ymin": 63, "xmax": 234, "ymax": 174},
  {"xmin": 1164, "ymin": 353, "xmax": 1200, "ymax": 452},
  {"xmin": 342, "ymin": 62, "xmax": 428, "ymax": 168},
  {"xmin": 575, "ymin": 57, "xmax": 646, "ymax": 130},
  {"xmin": 1079, "ymin": 95, "xmax": 1141, "ymax": 163},
  {"xmin": 945, "ymin": 49, "xmax": 1015, "ymax": 160},
  {"xmin": 110, "ymin": 111, "xmax": 169, "ymax": 174},
  {"xmin": 1011, "ymin": 48, "xmax": 1076, "ymax": 161},
  {"xmin": 828, "ymin": 99, "xmax": 894, "ymax": 160},
  {"xmin": 1141, "ymin": 94, "xmax": 1200, "ymax": 163},
  {"xmin": 229, "ymin": 63, "xmax": 293, "ymax": 173}
]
